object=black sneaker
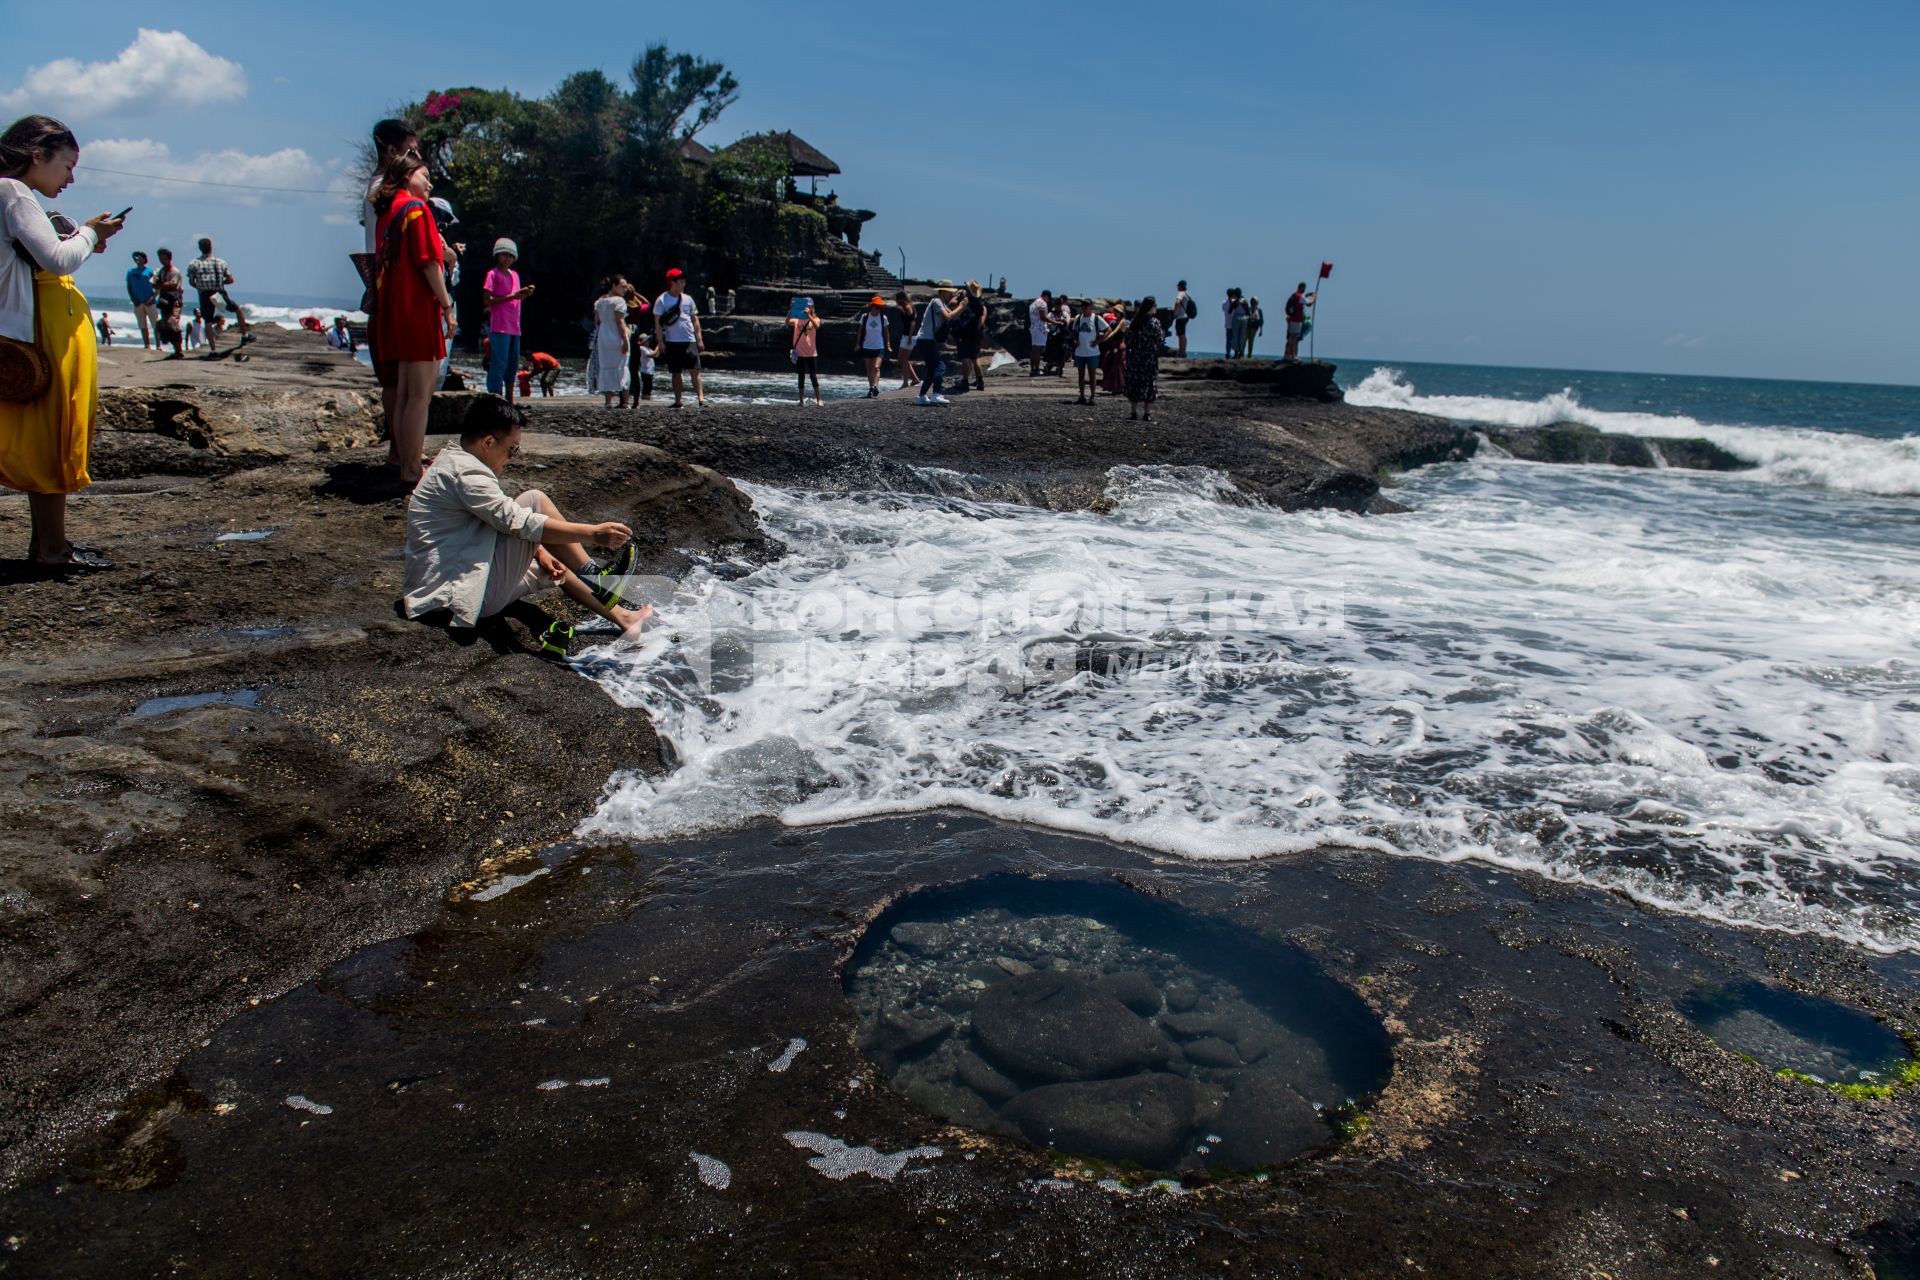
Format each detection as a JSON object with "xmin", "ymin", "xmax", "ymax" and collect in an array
[{"xmin": 584, "ymin": 541, "xmax": 639, "ymax": 608}]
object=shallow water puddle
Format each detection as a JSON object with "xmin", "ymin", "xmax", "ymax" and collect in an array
[
  {"xmin": 133, "ymin": 689, "xmax": 260, "ymax": 717},
  {"xmin": 214, "ymin": 529, "xmax": 276, "ymax": 544},
  {"xmin": 1682, "ymin": 980, "xmax": 1916, "ymax": 1090},
  {"xmin": 844, "ymin": 875, "xmax": 1392, "ymax": 1171}
]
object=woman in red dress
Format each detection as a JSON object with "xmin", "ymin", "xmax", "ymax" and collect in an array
[{"xmin": 372, "ymin": 155, "xmax": 453, "ymax": 485}]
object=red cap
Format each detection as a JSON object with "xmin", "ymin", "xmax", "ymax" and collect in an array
[{"xmin": 665, "ymin": 268, "xmax": 685, "ymax": 280}]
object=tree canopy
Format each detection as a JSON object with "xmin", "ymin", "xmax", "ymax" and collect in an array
[{"xmin": 389, "ymin": 43, "xmax": 806, "ymax": 351}]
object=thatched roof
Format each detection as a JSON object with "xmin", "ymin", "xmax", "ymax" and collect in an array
[
  {"xmin": 677, "ymin": 137, "xmax": 715, "ymax": 165},
  {"xmin": 721, "ymin": 130, "xmax": 840, "ymax": 178}
]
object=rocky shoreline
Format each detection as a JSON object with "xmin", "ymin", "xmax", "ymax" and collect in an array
[{"xmin": 0, "ymin": 330, "xmax": 1901, "ymax": 1278}]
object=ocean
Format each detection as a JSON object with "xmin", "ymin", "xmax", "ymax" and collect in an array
[{"xmin": 568, "ymin": 359, "xmax": 1920, "ymax": 954}]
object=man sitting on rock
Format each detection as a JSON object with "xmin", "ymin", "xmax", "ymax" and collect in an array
[{"xmin": 401, "ymin": 396, "xmax": 651, "ymax": 650}]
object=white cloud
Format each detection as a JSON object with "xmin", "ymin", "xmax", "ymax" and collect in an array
[
  {"xmin": 72, "ymin": 138, "xmax": 342, "ymax": 207},
  {"xmin": 1662, "ymin": 333, "xmax": 1707, "ymax": 350},
  {"xmin": 0, "ymin": 30, "xmax": 246, "ymax": 121}
]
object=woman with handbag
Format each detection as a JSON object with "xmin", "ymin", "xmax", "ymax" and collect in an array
[
  {"xmin": 371, "ymin": 155, "xmax": 454, "ymax": 486},
  {"xmin": 586, "ymin": 275, "xmax": 630, "ymax": 409},
  {"xmin": 0, "ymin": 115, "xmax": 123, "ymax": 572},
  {"xmin": 790, "ymin": 301, "xmax": 821, "ymax": 406}
]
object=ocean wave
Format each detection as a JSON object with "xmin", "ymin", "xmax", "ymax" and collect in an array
[
  {"xmin": 577, "ymin": 469, "xmax": 1920, "ymax": 953},
  {"xmin": 1346, "ymin": 367, "xmax": 1920, "ymax": 496}
]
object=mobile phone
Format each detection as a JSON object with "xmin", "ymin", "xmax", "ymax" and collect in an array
[{"xmin": 113, "ymin": 206, "xmax": 133, "ymax": 220}]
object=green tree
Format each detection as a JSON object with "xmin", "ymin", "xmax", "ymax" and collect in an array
[{"xmin": 626, "ymin": 44, "xmax": 739, "ymax": 158}]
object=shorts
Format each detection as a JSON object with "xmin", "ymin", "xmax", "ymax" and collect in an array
[
  {"xmin": 1074, "ymin": 354, "xmax": 1100, "ymax": 371},
  {"xmin": 479, "ymin": 490, "xmax": 555, "ymax": 618},
  {"xmin": 1286, "ymin": 320, "xmax": 1304, "ymax": 338},
  {"xmin": 1174, "ymin": 316, "xmax": 1188, "ymax": 335},
  {"xmin": 664, "ymin": 340, "xmax": 701, "ymax": 373},
  {"xmin": 860, "ymin": 345, "xmax": 888, "ymax": 358},
  {"xmin": 1028, "ymin": 326, "xmax": 1048, "ymax": 348},
  {"xmin": 196, "ymin": 289, "xmax": 234, "ymax": 323}
]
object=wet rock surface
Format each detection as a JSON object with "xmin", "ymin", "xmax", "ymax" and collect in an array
[
  {"xmin": 0, "ymin": 403, "xmax": 768, "ymax": 1193},
  {"xmin": 1481, "ymin": 423, "xmax": 1754, "ymax": 471},
  {"xmin": 0, "ymin": 814, "xmax": 1915, "ymax": 1278}
]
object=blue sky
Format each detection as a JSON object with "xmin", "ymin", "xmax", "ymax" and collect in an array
[{"xmin": 7, "ymin": 1, "xmax": 1916, "ymax": 384}]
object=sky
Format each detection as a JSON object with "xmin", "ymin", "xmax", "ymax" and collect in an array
[{"xmin": 6, "ymin": 1, "xmax": 1916, "ymax": 385}]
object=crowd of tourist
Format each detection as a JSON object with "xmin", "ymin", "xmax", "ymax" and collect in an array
[{"xmin": 0, "ymin": 100, "xmax": 1323, "ymax": 594}]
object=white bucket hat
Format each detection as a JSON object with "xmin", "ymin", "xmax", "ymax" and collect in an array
[{"xmin": 492, "ymin": 238, "xmax": 518, "ymax": 260}]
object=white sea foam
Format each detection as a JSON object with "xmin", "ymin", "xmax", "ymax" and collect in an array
[
  {"xmin": 1346, "ymin": 367, "xmax": 1920, "ymax": 496},
  {"xmin": 784, "ymin": 1131, "xmax": 942, "ymax": 1180},
  {"xmin": 579, "ymin": 457, "xmax": 1920, "ymax": 952}
]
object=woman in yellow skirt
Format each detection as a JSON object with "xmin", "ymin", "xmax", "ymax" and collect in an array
[{"xmin": 0, "ymin": 115, "xmax": 124, "ymax": 572}]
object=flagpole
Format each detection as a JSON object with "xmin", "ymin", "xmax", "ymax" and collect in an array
[
  {"xmin": 1309, "ymin": 261, "xmax": 1331, "ymax": 363},
  {"xmin": 1309, "ymin": 272, "xmax": 1322, "ymax": 362}
]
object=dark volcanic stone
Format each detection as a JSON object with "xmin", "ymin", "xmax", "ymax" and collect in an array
[
  {"xmin": 1098, "ymin": 970, "xmax": 1163, "ymax": 1016},
  {"xmin": 1183, "ymin": 1037, "xmax": 1245, "ymax": 1069},
  {"xmin": 1210, "ymin": 1070, "xmax": 1335, "ymax": 1169},
  {"xmin": 1164, "ymin": 981, "xmax": 1200, "ymax": 1013},
  {"xmin": 889, "ymin": 922, "xmax": 953, "ymax": 954},
  {"xmin": 1159, "ymin": 1010, "xmax": 1235, "ymax": 1041},
  {"xmin": 1001, "ymin": 1073, "xmax": 1202, "ymax": 1168},
  {"xmin": 971, "ymin": 971, "xmax": 1173, "ymax": 1083},
  {"xmin": 1482, "ymin": 424, "xmax": 1754, "ymax": 473},
  {"xmin": 955, "ymin": 1048, "xmax": 1022, "ymax": 1103},
  {"xmin": 856, "ymin": 1009, "xmax": 953, "ymax": 1061}
]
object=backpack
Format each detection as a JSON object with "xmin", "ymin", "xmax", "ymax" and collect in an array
[
  {"xmin": 1286, "ymin": 293, "xmax": 1305, "ymax": 322},
  {"xmin": 357, "ymin": 197, "xmax": 428, "ymax": 315},
  {"xmin": 1183, "ymin": 295, "xmax": 1197, "ymax": 320}
]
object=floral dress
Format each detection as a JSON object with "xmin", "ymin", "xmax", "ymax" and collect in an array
[{"xmin": 1123, "ymin": 316, "xmax": 1164, "ymax": 403}]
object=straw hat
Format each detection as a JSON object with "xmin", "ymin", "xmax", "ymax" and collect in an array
[{"xmin": 0, "ymin": 339, "xmax": 51, "ymax": 405}]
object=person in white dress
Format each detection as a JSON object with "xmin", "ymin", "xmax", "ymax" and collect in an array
[{"xmin": 587, "ymin": 275, "xmax": 630, "ymax": 408}]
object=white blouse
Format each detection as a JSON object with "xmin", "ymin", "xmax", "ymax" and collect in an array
[{"xmin": 0, "ymin": 177, "xmax": 99, "ymax": 342}]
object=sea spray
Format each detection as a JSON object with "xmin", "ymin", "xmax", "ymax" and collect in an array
[
  {"xmin": 582, "ymin": 450, "xmax": 1920, "ymax": 951},
  {"xmin": 1346, "ymin": 366, "xmax": 1920, "ymax": 496}
]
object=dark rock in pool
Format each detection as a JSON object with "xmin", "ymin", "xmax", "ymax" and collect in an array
[
  {"xmin": 1098, "ymin": 970, "xmax": 1163, "ymax": 1017},
  {"xmin": 1164, "ymin": 980, "xmax": 1200, "ymax": 1013},
  {"xmin": 1182, "ymin": 1036, "xmax": 1245, "ymax": 1069},
  {"xmin": 857, "ymin": 1008, "xmax": 953, "ymax": 1060},
  {"xmin": 1159, "ymin": 1009, "xmax": 1235, "ymax": 1041},
  {"xmin": 1210, "ymin": 1070, "xmax": 1335, "ymax": 1169},
  {"xmin": 972, "ymin": 971, "xmax": 1173, "ymax": 1083},
  {"xmin": 1001, "ymin": 1073, "xmax": 1202, "ymax": 1168},
  {"xmin": 889, "ymin": 922, "xmax": 953, "ymax": 954},
  {"xmin": 955, "ymin": 1048, "xmax": 1022, "ymax": 1103}
]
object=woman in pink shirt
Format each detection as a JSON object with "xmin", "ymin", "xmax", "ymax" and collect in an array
[
  {"xmin": 790, "ymin": 301, "xmax": 822, "ymax": 406},
  {"xmin": 482, "ymin": 237, "xmax": 533, "ymax": 401}
]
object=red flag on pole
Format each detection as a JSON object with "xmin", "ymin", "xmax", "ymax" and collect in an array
[{"xmin": 1319, "ymin": 261, "xmax": 1333, "ymax": 279}]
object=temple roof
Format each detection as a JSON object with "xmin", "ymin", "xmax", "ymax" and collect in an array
[
  {"xmin": 722, "ymin": 130, "xmax": 840, "ymax": 178},
  {"xmin": 677, "ymin": 137, "xmax": 715, "ymax": 165}
]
